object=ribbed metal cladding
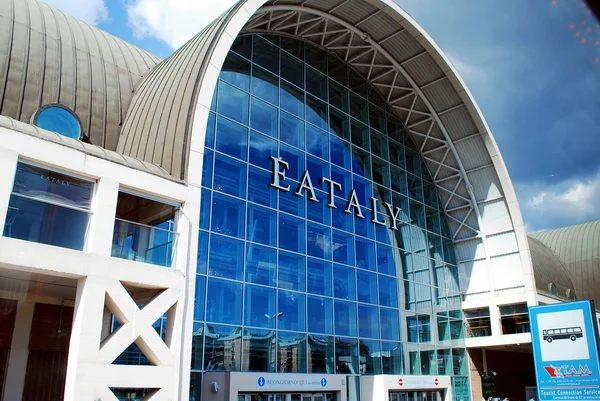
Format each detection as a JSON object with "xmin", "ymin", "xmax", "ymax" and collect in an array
[
  {"xmin": 531, "ymin": 220, "xmax": 600, "ymax": 303},
  {"xmin": 117, "ymin": 2, "xmax": 244, "ymax": 179},
  {"xmin": 0, "ymin": 0, "xmax": 160, "ymax": 150},
  {"xmin": 527, "ymin": 236, "xmax": 576, "ymax": 298}
]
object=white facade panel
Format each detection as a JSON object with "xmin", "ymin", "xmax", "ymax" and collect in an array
[
  {"xmin": 459, "ymin": 259, "xmax": 490, "ymax": 294},
  {"xmin": 486, "ymin": 231, "xmax": 519, "ymax": 258},
  {"xmin": 479, "ymin": 199, "xmax": 514, "ymax": 235},
  {"xmin": 491, "ymin": 253, "xmax": 524, "ymax": 290}
]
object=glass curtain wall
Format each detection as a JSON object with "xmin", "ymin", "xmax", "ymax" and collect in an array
[{"xmin": 192, "ymin": 33, "xmax": 468, "ymax": 401}]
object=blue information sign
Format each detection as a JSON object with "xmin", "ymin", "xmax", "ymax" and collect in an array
[{"xmin": 529, "ymin": 300, "xmax": 600, "ymax": 401}]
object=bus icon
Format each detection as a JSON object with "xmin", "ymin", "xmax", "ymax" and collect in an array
[{"xmin": 542, "ymin": 326, "xmax": 583, "ymax": 343}]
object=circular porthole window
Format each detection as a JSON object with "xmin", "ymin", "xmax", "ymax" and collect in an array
[{"xmin": 34, "ymin": 105, "xmax": 82, "ymax": 140}]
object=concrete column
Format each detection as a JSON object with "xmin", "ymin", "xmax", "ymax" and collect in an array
[
  {"xmin": 87, "ymin": 177, "xmax": 119, "ymax": 256},
  {"xmin": 2, "ymin": 300, "xmax": 35, "ymax": 401},
  {"xmin": 489, "ymin": 303, "xmax": 502, "ymax": 337},
  {"xmin": 0, "ymin": 147, "xmax": 18, "ymax": 230}
]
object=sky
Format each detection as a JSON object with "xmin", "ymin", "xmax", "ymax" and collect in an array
[{"xmin": 43, "ymin": 0, "xmax": 600, "ymax": 233}]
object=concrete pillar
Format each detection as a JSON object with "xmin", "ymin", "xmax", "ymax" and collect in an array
[
  {"xmin": 87, "ymin": 177, "xmax": 119, "ymax": 256},
  {"xmin": 489, "ymin": 304, "xmax": 502, "ymax": 337},
  {"xmin": 2, "ymin": 300, "xmax": 35, "ymax": 401}
]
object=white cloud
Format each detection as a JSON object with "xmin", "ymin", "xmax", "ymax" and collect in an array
[
  {"xmin": 126, "ymin": 0, "xmax": 239, "ymax": 49},
  {"xmin": 517, "ymin": 171, "xmax": 600, "ymax": 232},
  {"xmin": 446, "ymin": 53, "xmax": 488, "ymax": 84},
  {"xmin": 42, "ymin": 0, "xmax": 108, "ymax": 25}
]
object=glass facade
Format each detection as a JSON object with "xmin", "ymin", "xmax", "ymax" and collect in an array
[{"xmin": 193, "ymin": 34, "xmax": 468, "ymax": 400}]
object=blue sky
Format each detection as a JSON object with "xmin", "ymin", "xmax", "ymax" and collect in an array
[{"xmin": 45, "ymin": 0, "xmax": 600, "ymax": 232}]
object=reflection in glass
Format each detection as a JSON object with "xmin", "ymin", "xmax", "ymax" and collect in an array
[
  {"xmin": 359, "ymin": 339, "xmax": 382, "ymax": 374},
  {"xmin": 244, "ymin": 285, "xmax": 276, "ymax": 329},
  {"xmin": 278, "ymin": 290, "xmax": 305, "ymax": 332},
  {"xmin": 245, "ymin": 244, "xmax": 276, "ymax": 286},
  {"xmin": 242, "ymin": 329, "xmax": 275, "ymax": 372},
  {"xmin": 250, "ymin": 97, "xmax": 278, "ymax": 138},
  {"xmin": 204, "ymin": 324, "xmax": 242, "ymax": 371},
  {"xmin": 252, "ymin": 65, "xmax": 279, "ymax": 105},
  {"xmin": 307, "ymin": 335, "xmax": 334, "ymax": 373},
  {"xmin": 206, "ymin": 280, "xmax": 242, "ymax": 325},
  {"xmin": 307, "ymin": 258, "xmax": 332, "ymax": 296},
  {"xmin": 307, "ymin": 296, "xmax": 333, "ymax": 334},
  {"xmin": 334, "ymin": 300, "xmax": 357, "ymax": 337},
  {"xmin": 211, "ymin": 193, "xmax": 245, "ymax": 238},
  {"xmin": 209, "ymin": 234, "xmax": 244, "ymax": 280},
  {"xmin": 381, "ymin": 341, "xmax": 403, "ymax": 374},
  {"xmin": 217, "ymin": 81, "xmax": 249, "ymax": 124},
  {"xmin": 277, "ymin": 331, "xmax": 307, "ymax": 372},
  {"xmin": 247, "ymin": 204, "xmax": 276, "ymax": 247},
  {"xmin": 278, "ymin": 251, "xmax": 306, "ymax": 292},
  {"xmin": 335, "ymin": 337, "xmax": 358, "ymax": 374}
]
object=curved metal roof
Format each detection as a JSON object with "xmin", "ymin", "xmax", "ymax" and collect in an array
[
  {"xmin": 0, "ymin": 0, "xmax": 160, "ymax": 150},
  {"xmin": 530, "ymin": 220, "xmax": 600, "ymax": 303},
  {"xmin": 118, "ymin": 0, "xmax": 534, "ymax": 296},
  {"xmin": 527, "ymin": 236, "xmax": 576, "ymax": 299}
]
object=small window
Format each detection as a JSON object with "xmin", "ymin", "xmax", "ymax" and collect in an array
[
  {"xmin": 500, "ymin": 303, "xmax": 530, "ymax": 334},
  {"xmin": 112, "ymin": 191, "xmax": 179, "ymax": 267},
  {"xmin": 3, "ymin": 162, "xmax": 94, "ymax": 250},
  {"xmin": 464, "ymin": 307, "xmax": 491, "ymax": 337},
  {"xmin": 34, "ymin": 105, "xmax": 82, "ymax": 140}
]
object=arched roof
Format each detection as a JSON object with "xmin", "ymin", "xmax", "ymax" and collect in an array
[
  {"xmin": 530, "ymin": 220, "xmax": 600, "ymax": 303},
  {"xmin": 0, "ymin": 0, "xmax": 160, "ymax": 150},
  {"xmin": 118, "ymin": 0, "xmax": 534, "ymax": 296},
  {"xmin": 527, "ymin": 236, "xmax": 576, "ymax": 300}
]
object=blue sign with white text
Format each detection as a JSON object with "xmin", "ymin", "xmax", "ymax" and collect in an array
[{"xmin": 529, "ymin": 301, "xmax": 600, "ymax": 401}]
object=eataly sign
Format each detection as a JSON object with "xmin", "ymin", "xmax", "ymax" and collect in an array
[{"xmin": 270, "ymin": 156, "xmax": 402, "ymax": 230}]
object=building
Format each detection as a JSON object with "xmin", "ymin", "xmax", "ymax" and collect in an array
[{"xmin": 0, "ymin": 0, "xmax": 598, "ymax": 400}]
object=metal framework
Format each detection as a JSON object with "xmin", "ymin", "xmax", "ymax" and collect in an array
[{"xmin": 242, "ymin": 3, "xmax": 499, "ymax": 273}]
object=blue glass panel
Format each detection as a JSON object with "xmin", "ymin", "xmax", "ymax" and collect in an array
[
  {"xmin": 307, "ymin": 335, "xmax": 334, "ymax": 374},
  {"xmin": 378, "ymin": 275, "xmax": 398, "ymax": 308},
  {"xmin": 205, "ymin": 278, "xmax": 242, "ymax": 325},
  {"xmin": 352, "ymin": 175, "xmax": 373, "ymax": 207},
  {"xmin": 4, "ymin": 196, "xmax": 89, "ymax": 250},
  {"xmin": 308, "ymin": 296, "xmax": 333, "ymax": 334},
  {"xmin": 217, "ymin": 81, "xmax": 249, "ymax": 124},
  {"xmin": 354, "ymin": 210, "xmax": 375, "ymax": 239},
  {"xmin": 246, "ymin": 203, "xmax": 277, "ymax": 247},
  {"xmin": 251, "ymin": 65, "xmax": 279, "ymax": 105},
  {"xmin": 249, "ymin": 130, "xmax": 277, "ymax": 170},
  {"xmin": 201, "ymin": 149, "xmax": 213, "ymax": 188},
  {"xmin": 369, "ymin": 104, "xmax": 386, "ymax": 133},
  {"xmin": 352, "ymin": 146, "xmax": 371, "ymax": 180},
  {"xmin": 307, "ymin": 222, "xmax": 331, "ymax": 260},
  {"xmin": 330, "ymin": 166, "xmax": 351, "ymax": 199},
  {"xmin": 405, "ymin": 148, "xmax": 422, "ymax": 177},
  {"xmin": 250, "ymin": 97, "xmax": 278, "ymax": 137},
  {"xmin": 330, "ymin": 136, "xmax": 351, "ymax": 170},
  {"xmin": 245, "ymin": 243, "xmax": 276, "ymax": 286},
  {"xmin": 197, "ymin": 230, "xmax": 208, "ymax": 275},
  {"xmin": 205, "ymin": 112, "xmax": 215, "ymax": 148},
  {"xmin": 333, "ymin": 264, "xmax": 355, "ymax": 301},
  {"xmin": 199, "ymin": 189, "xmax": 211, "ymax": 230},
  {"xmin": 332, "ymin": 229, "xmax": 354, "ymax": 265},
  {"xmin": 280, "ymin": 81, "xmax": 304, "ymax": 118},
  {"xmin": 358, "ymin": 304, "xmax": 379, "ymax": 339},
  {"xmin": 355, "ymin": 237, "xmax": 375, "ymax": 271},
  {"xmin": 35, "ymin": 106, "xmax": 81, "ymax": 139},
  {"xmin": 334, "ymin": 301, "xmax": 357, "ymax": 337},
  {"xmin": 279, "ymin": 144, "xmax": 304, "ymax": 181},
  {"xmin": 410, "ymin": 200, "xmax": 426, "ymax": 230},
  {"xmin": 329, "ymin": 79, "xmax": 348, "ymax": 113},
  {"xmin": 279, "ymin": 189, "xmax": 305, "ymax": 218},
  {"xmin": 357, "ymin": 270, "xmax": 377, "ymax": 304},
  {"xmin": 277, "ymin": 331, "xmax": 307, "ymax": 372},
  {"xmin": 248, "ymin": 167, "xmax": 276, "ymax": 208},
  {"xmin": 208, "ymin": 234, "xmax": 244, "ymax": 280},
  {"xmin": 203, "ymin": 323, "xmax": 242, "ymax": 370},
  {"xmin": 306, "ymin": 124, "xmax": 328, "ymax": 160},
  {"xmin": 375, "ymin": 215, "xmax": 392, "ymax": 245},
  {"xmin": 194, "ymin": 275, "xmax": 206, "ymax": 321},
  {"xmin": 281, "ymin": 51, "xmax": 304, "ymax": 88},
  {"xmin": 242, "ymin": 328, "xmax": 276, "ymax": 372},
  {"xmin": 307, "ymin": 190, "xmax": 331, "ymax": 225},
  {"xmin": 213, "ymin": 154, "xmax": 247, "ymax": 198},
  {"xmin": 306, "ymin": 95, "xmax": 328, "ymax": 131},
  {"xmin": 377, "ymin": 244, "xmax": 396, "ymax": 276},
  {"xmin": 371, "ymin": 130, "xmax": 388, "ymax": 161},
  {"xmin": 306, "ymin": 66, "xmax": 327, "ymax": 101},
  {"xmin": 380, "ymin": 308, "xmax": 400, "ymax": 341},
  {"xmin": 306, "ymin": 156, "xmax": 328, "ymax": 191},
  {"xmin": 407, "ymin": 173, "xmax": 423, "ymax": 202},
  {"xmin": 349, "ymin": 93, "xmax": 368, "ymax": 124},
  {"xmin": 307, "ymin": 258, "xmax": 332, "ymax": 296},
  {"xmin": 211, "ymin": 193, "xmax": 245, "ymax": 239},
  {"xmin": 280, "ymin": 111, "xmax": 304, "ymax": 149},
  {"xmin": 220, "ymin": 52, "xmax": 250, "ymax": 91},
  {"xmin": 372, "ymin": 157, "xmax": 390, "ymax": 188},
  {"xmin": 331, "ymin": 197, "xmax": 353, "ymax": 233},
  {"xmin": 387, "ymin": 115, "xmax": 406, "ymax": 144},
  {"xmin": 278, "ymin": 290, "xmax": 305, "ymax": 331},
  {"xmin": 328, "ymin": 54, "xmax": 347, "ymax": 85},
  {"xmin": 360, "ymin": 339, "xmax": 382, "ymax": 374},
  {"xmin": 390, "ymin": 166, "xmax": 406, "ymax": 194},
  {"xmin": 244, "ymin": 285, "xmax": 276, "ymax": 328},
  {"xmin": 278, "ymin": 251, "xmax": 306, "ymax": 292},
  {"xmin": 381, "ymin": 341, "xmax": 403, "ymax": 374},
  {"xmin": 335, "ymin": 337, "xmax": 358, "ymax": 374},
  {"xmin": 215, "ymin": 117, "xmax": 248, "ymax": 160},
  {"xmin": 253, "ymin": 35, "xmax": 279, "ymax": 74}
]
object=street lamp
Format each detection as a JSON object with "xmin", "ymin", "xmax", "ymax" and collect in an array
[{"xmin": 265, "ymin": 312, "xmax": 284, "ymax": 319}]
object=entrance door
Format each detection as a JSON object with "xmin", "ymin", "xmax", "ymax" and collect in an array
[
  {"xmin": 390, "ymin": 390, "xmax": 443, "ymax": 401},
  {"xmin": 239, "ymin": 392, "xmax": 336, "ymax": 401}
]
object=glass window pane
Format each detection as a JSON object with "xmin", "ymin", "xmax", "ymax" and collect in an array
[
  {"xmin": 278, "ymin": 290, "xmax": 305, "ymax": 332},
  {"xmin": 221, "ymin": 52, "xmax": 250, "ymax": 91},
  {"xmin": 197, "ymin": 230, "xmax": 208, "ymax": 275},
  {"xmin": 247, "ymin": 204, "xmax": 276, "ymax": 247},
  {"xmin": 250, "ymin": 97, "xmax": 278, "ymax": 138},
  {"xmin": 306, "ymin": 66, "xmax": 327, "ymax": 101},
  {"xmin": 355, "ymin": 237, "xmax": 376, "ymax": 271},
  {"xmin": 245, "ymin": 243, "xmax": 276, "ymax": 286},
  {"xmin": 380, "ymin": 308, "xmax": 400, "ymax": 341},
  {"xmin": 330, "ymin": 136, "xmax": 352, "ymax": 170},
  {"xmin": 281, "ymin": 51, "xmax": 304, "ymax": 88},
  {"xmin": 358, "ymin": 304, "xmax": 379, "ymax": 338},
  {"xmin": 280, "ymin": 111, "xmax": 304, "ymax": 149},
  {"xmin": 334, "ymin": 301, "xmax": 357, "ymax": 337},
  {"xmin": 191, "ymin": 323, "xmax": 204, "ymax": 370},
  {"xmin": 252, "ymin": 65, "xmax": 279, "ymax": 105},
  {"xmin": 381, "ymin": 342, "xmax": 403, "ymax": 374},
  {"xmin": 329, "ymin": 79, "xmax": 348, "ymax": 113},
  {"xmin": 306, "ymin": 95, "xmax": 328, "ymax": 131},
  {"xmin": 308, "ymin": 296, "xmax": 333, "ymax": 334},
  {"xmin": 206, "ymin": 280, "xmax": 242, "ymax": 325},
  {"xmin": 306, "ymin": 156, "xmax": 328, "ymax": 191},
  {"xmin": 277, "ymin": 331, "xmax": 307, "ymax": 373},
  {"xmin": 307, "ymin": 258, "xmax": 332, "ymax": 296},
  {"xmin": 253, "ymin": 35, "xmax": 279, "ymax": 74},
  {"xmin": 328, "ymin": 54, "xmax": 347, "ymax": 85},
  {"xmin": 244, "ymin": 285, "xmax": 276, "ymax": 328},
  {"xmin": 305, "ymin": 43, "xmax": 327, "ymax": 73},
  {"xmin": 360, "ymin": 340, "xmax": 382, "ymax": 375},
  {"xmin": 280, "ymin": 81, "xmax": 304, "ymax": 118},
  {"xmin": 352, "ymin": 147, "xmax": 371, "ymax": 180},
  {"xmin": 279, "ymin": 143, "xmax": 304, "ymax": 181},
  {"xmin": 307, "ymin": 335, "xmax": 334, "ymax": 373},
  {"xmin": 211, "ymin": 193, "xmax": 245, "ymax": 239},
  {"xmin": 333, "ymin": 264, "xmax": 355, "ymax": 301},
  {"xmin": 307, "ymin": 222, "xmax": 331, "ymax": 260},
  {"xmin": 200, "ymin": 189, "xmax": 211, "ymax": 230},
  {"xmin": 332, "ymin": 197, "xmax": 353, "ymax": 233},
  {"xmin": 306, "ymin": 124, "xmax": 329, "ymax": 160},
  {"xmin": 279, "ymin": 214, "xmax": 305, "ymax": 254},
  {"xmin": 348, "ymin": 68, "xmax": 367, "ymax": 97},
  {"xmin": 205, "ymin": 112, "xmax": 215, "ymax": 149},
  {"xmin": 334, "ymin": 337, "xmax": 358, "ymax": 374},
  {"xmin": 202, "ymin": 149, "xmax": 213, "ymax": 188},
  {"xmin": 357, "ymin": 270, "xmax": 377, "ymax": 304},
  {"xmin": 208, "ymin": 234, "xmax": 244, "ymax": 280},
  {"xmin": 332, "ymin": 229, "xmax": 354, "ymax": 265},
  {"xmin": 278, "ymin": 251, "xmax": 306, "ymax": 292},
  {"xmin": 204, "ymin": 324, "xmax": 242, "ymax": 370},
  {"xmin": 248, "ymin": 167, "xmax": 276, "ymax": 208},
  {"xmin": 372, "ymin": 157, "xmax": 390, "ymax": 188},
  {"xmin": 217, "ymin": 81, "xmax": 249, "ymax": 124},
  {"xmin": 369, "ymin": 104, "xmax": 386, "ymax": 133},
  {"xmin": 242, "ymin": 329, "xmax": 276, "ymax": 372},
  {"xmin": 307, "ymin": 190, "xmax": 331, "ymax": 225},
  {"xmin": 379, "ymin": 275, "xmax": 398, "ymax": 308},
  {"xmin": 249, "ymin": 130, "xmax": 277, "ymax": 170},
  {"xmin": 279, "ymin": 188, "xmax": 305, "ymax": 218},
  {"xmin": 213, "ymin": 154, "xmax": 247, "ymax": 198},
  {"xmin": 349, "ymin": 93, "xmax": 368, "ymax": 124},
  {"xmin": 377, "ymin": 244, "xmax": 397, "ymax": 276}
]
